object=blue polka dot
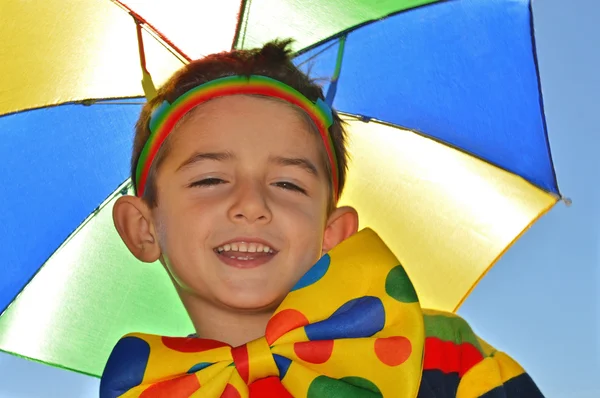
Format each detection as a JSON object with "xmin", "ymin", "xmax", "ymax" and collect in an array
[
  {"xmin": 273, "ymin": 354, "xmax": 292, "ymax": 379},
  {"xmin": 291, "ymin": 254, "xmax": 330, "ymax": 292},
  {"xmin": 99, "ymin": 336, "xmax": 150, "ymax": 398},
  {"xmin": 187, "ymin": 362, "xmax": 213, "ymax": 373},
  {"xmin": 305, "ymin": 297, "xmax": 385, "ymax": 340}
]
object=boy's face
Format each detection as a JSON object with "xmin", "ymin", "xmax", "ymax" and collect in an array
[{"xmin": 149, "ymin": 95, "xmax": 336, "ymax": 312}]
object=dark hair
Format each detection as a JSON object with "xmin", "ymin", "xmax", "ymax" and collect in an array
[{"xmin": 131, "ymin": 39, "xmax": 348, "ymax": 210}]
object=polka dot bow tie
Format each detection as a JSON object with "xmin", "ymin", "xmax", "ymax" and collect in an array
[{"xmin": 100, "ymin": 228, "xmax": 425, "ymax": 397}]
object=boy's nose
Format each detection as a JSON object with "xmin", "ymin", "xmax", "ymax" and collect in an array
[{"xmin": 228, "ymin": 181, "xmax": 272, "ymax": 224}]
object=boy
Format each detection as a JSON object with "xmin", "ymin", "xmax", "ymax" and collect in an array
[{"xmin": 100, "ymin": 40, "xmax": 544, "ymax": 397}]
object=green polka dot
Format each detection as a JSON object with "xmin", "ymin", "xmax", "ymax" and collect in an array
[
  {"xmin": 339, "ymin": 377, "xmax": 382, "ymax": 395},
  {"xmin": 385, "ymin": 265, "xmax": 418, "ymax": 303},
  {"xmin": 308, "ymin": 375, "xmax": 382, "ymax": 397}
]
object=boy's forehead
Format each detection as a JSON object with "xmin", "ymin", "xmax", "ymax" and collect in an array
[
  {"xmin": 170, "ymin": 95, "xmax": 319, "ymax": 145},
  {"xmin": 179, "ymin": 95, "xmax": 314, "ymax": 124}
]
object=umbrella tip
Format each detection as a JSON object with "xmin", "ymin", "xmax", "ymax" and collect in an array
[{"xmin": 560, "ymin": 196, "xmax": 573, "ymax": 207}]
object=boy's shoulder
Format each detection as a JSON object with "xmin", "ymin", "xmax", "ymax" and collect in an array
[{"xmin": 420, "ymin": 309, "xmax": 544, "ymax": 397}]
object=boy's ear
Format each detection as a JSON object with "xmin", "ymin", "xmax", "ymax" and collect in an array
[
  {"xmin": 112, "ymin": 195, "xmax": 161, "ymax": 263},
  {"xmin": 322, "ymin": 206, "xmax": 359, "ymax": 254}
]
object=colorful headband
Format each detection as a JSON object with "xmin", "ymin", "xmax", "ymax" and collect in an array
[{"xmin": 135, "ymin": 75, "xmax": 338, "ymax": 200}]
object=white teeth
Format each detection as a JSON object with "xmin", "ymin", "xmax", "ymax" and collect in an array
[
  {"xmin": 216, "ymin": 242, "xmax": 274, "ymax": 253},
  {"xmin": 226, "ymin": 255, "xmax": 256, "ymax": 260}
]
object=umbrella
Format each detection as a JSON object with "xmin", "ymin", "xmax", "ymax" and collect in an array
[{"xmin": 0, "ymin": 0, "xmax": 562, "ymax": 379}]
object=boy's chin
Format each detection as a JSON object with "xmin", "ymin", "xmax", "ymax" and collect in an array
[{"xmin": 216, "ymin": 289, "xmax": 286, "ymax": 314}]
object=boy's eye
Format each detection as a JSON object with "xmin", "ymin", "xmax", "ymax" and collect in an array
[
  {"xmin": 189, "ymin": 178, "xmax": 226, "ymax": 187},
  {"xmin": 274, "ymin": 181, "xmax": 307, "ymax": 195}
]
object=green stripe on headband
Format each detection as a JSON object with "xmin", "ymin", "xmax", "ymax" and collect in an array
[{"xmin": 135, "ymin": 75, "xmax": 339, "ymax": 200}]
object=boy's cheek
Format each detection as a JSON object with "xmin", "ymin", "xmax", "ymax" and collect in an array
[{"xmin": 277, "ymin": 197, "xmax": 327, "ymax": 219}]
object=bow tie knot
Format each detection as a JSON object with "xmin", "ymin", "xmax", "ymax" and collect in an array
[{"xmin": 231, "ymin": 336, "xmax": 279, "ymax": 384}]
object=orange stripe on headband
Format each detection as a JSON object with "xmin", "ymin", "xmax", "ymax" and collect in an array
[{"xmin": 135, "ymin": 75, "xmax": 338, "ymax": 200}]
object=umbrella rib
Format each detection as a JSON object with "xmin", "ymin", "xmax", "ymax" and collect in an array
[
  {"xmin": 295, "ymin": 41, "xmax": 339, "ymax": 69},
  {"xmin": 324, "ymin": 35, "xmax": 347, "ymax": 105},
  {"xmin": 0, "ymin": 97, "xmax": 146, "ymax": 119},
  {"xmin": 232, "ymin": 0, "xmax": 252, "ymax": 50},
  {"xmin": 109, "ymin": 0, "xmax": 191, "ymax": 64}
]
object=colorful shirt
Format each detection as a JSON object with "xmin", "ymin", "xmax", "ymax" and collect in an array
[{"xmin": 418, "ymin": 309, "xmax": 543, "ymax": 397}]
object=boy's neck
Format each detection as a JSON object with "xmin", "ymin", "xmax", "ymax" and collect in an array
[{"xmin": 181, "ymin": 293, "xmax": 274, "ymax": 347}]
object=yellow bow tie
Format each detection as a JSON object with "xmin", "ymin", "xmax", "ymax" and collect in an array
[{"xmin": 100, "ymin": 228, "xmax": 425, "ymax": 397}]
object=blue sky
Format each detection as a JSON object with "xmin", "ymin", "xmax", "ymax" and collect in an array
[{"xmin": 0, "ymin": 0, "xmax": 598, "ymax": 397}]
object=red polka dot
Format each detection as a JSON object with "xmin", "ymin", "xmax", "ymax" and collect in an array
[
  {"xmin": 294, "ymin": 340, "xmax": 334, "ymax": 364},
  {"xmin": 140, "ymin": 374, "xmax": 200, "ymax": 397},
  {"xmin": 374, "ymin": 336, "xmax": 412, "ymax": 366},
  {"xmin": 249, "ymin": 377, "xmax": 293, "ymax": 398},
  {"xmin": 220, "ymin": 383, "xmax": 241, "ymax": 398},
  {"xmin": 265, "ymin": 309, "xmax": 309, "ymax": 345},
  {"xmin": 162, "ymin": 336, "xmax": 229, "ymax": 353}
]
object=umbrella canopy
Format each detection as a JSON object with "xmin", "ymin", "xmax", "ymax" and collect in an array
[{"xmin": 0, "ymin": 0, "xmax": 560, "ymax": 378}]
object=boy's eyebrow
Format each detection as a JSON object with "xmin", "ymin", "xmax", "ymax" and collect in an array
[
  {"xmin": 270, "ymin": 155, "xmax": 319, "ymax": 177},
  {"xmin": 177, "ymin": 151, "xmax": 234, "ymax": 171}
]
